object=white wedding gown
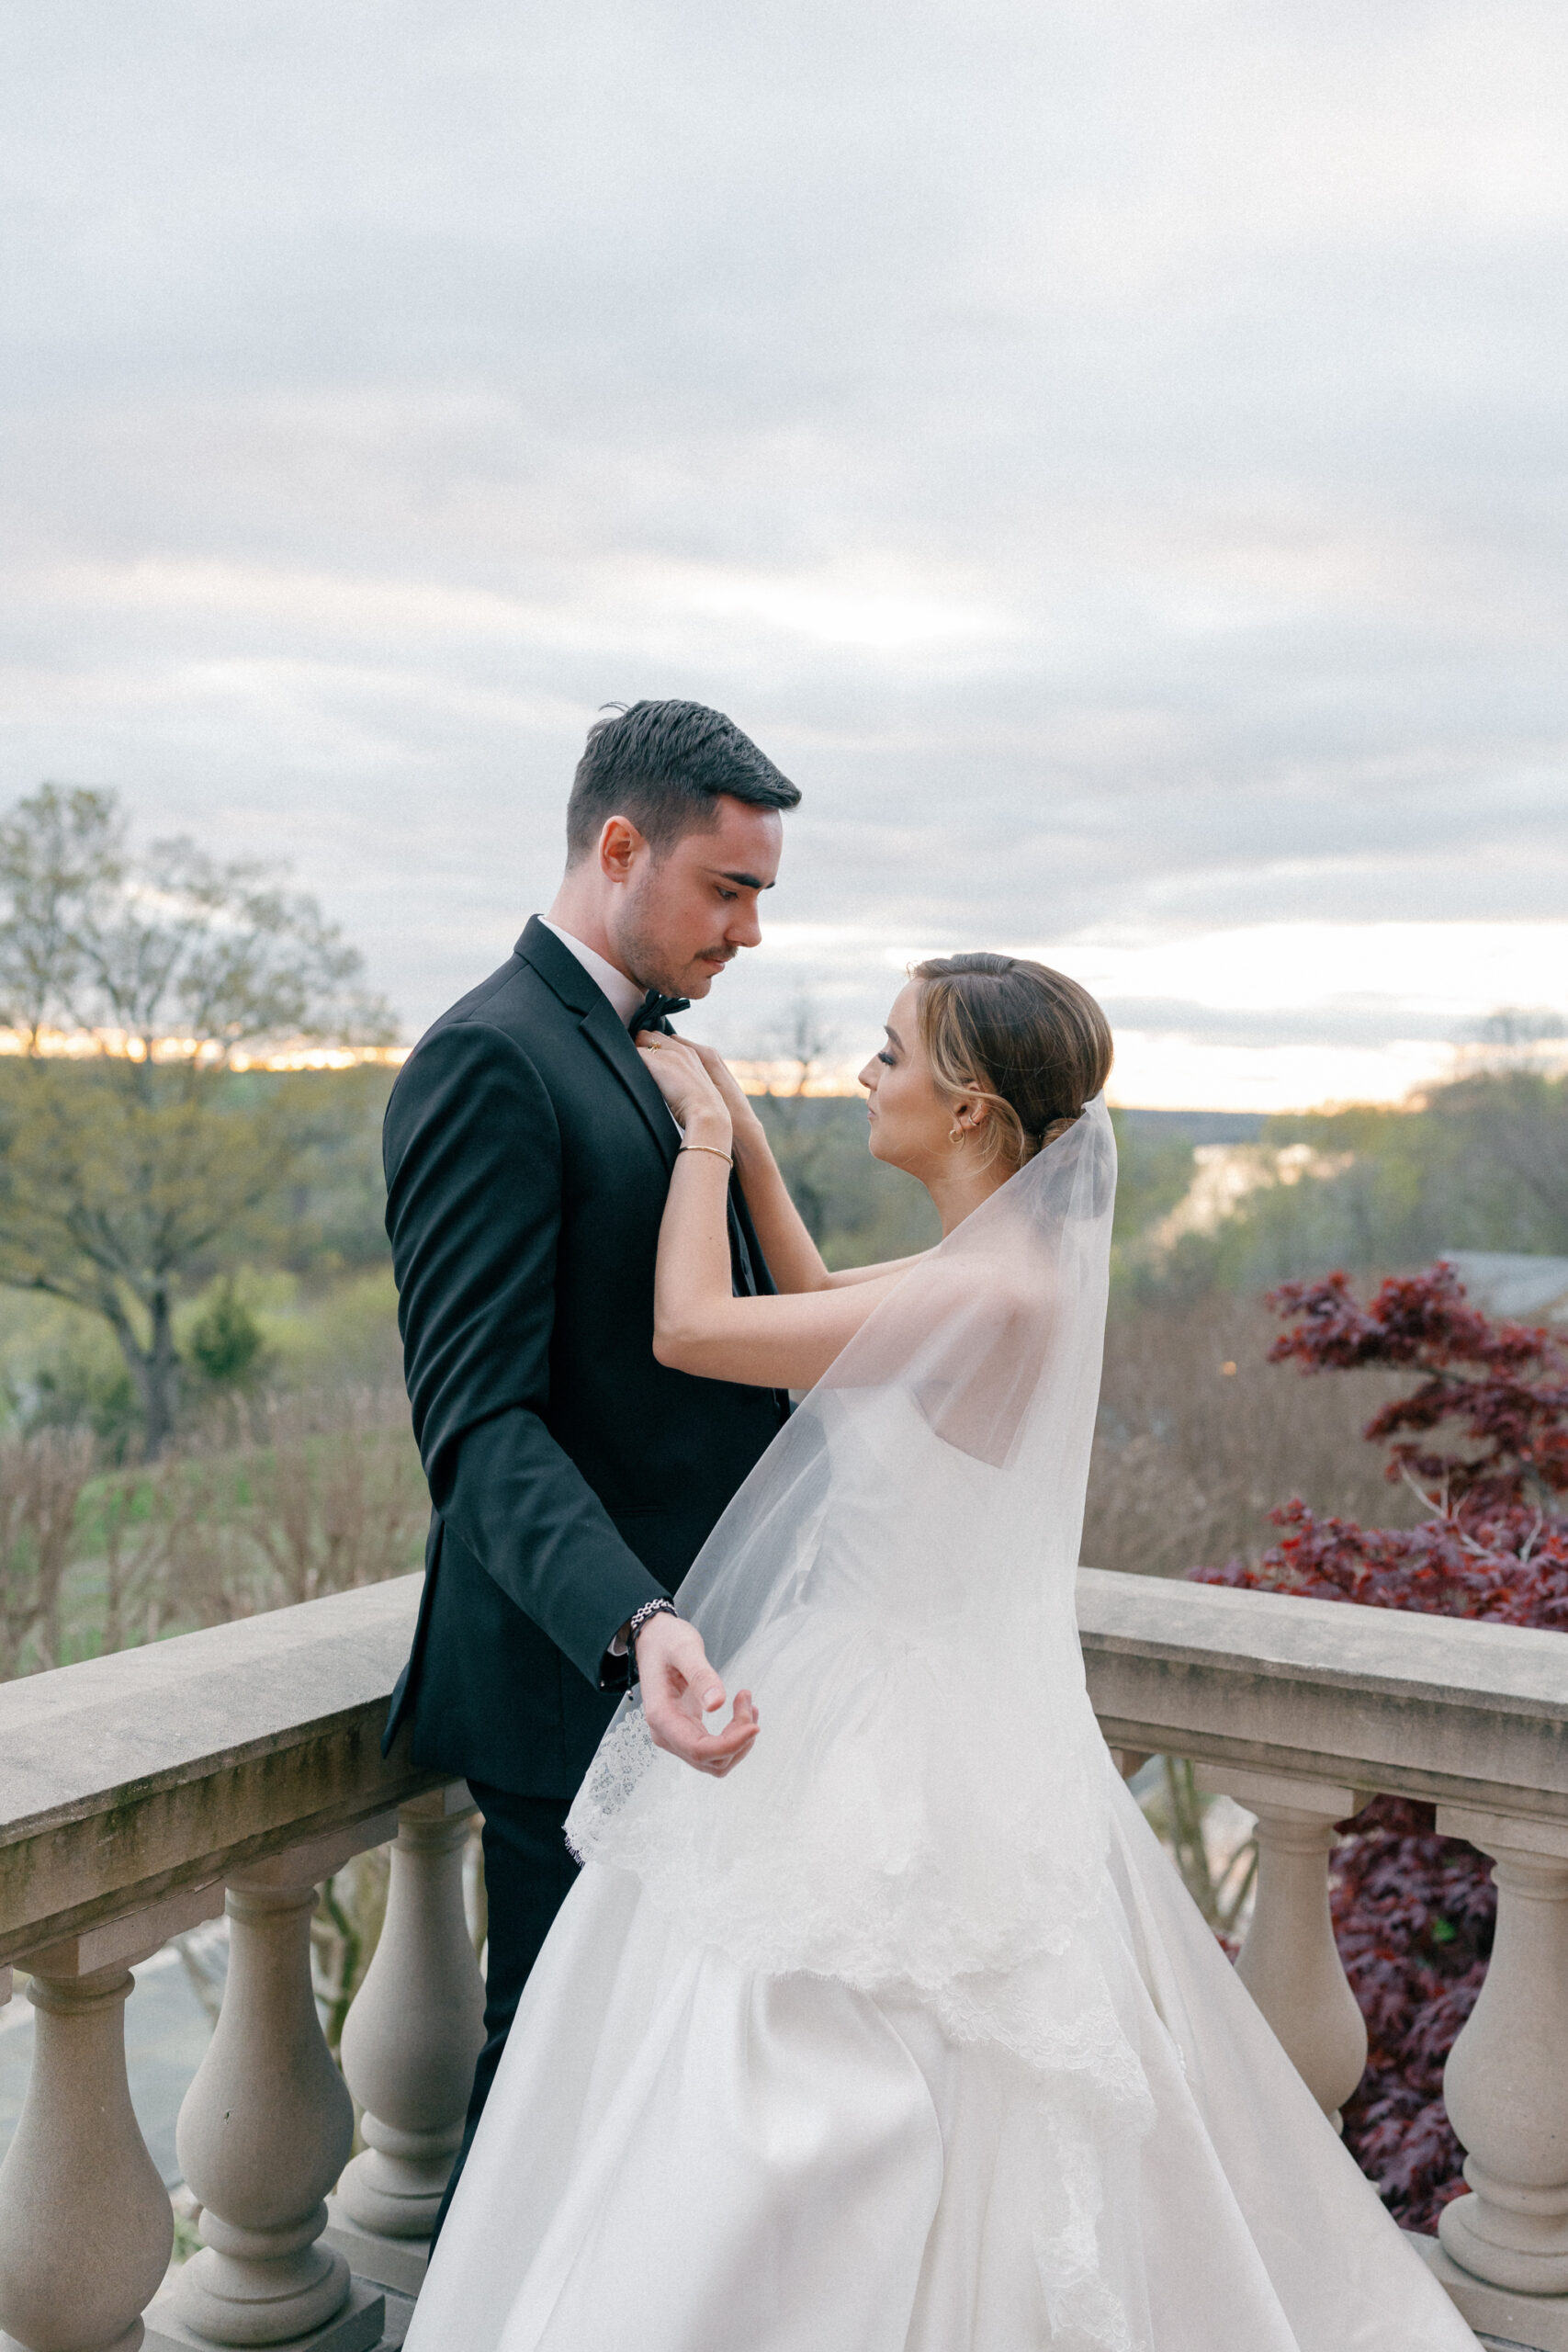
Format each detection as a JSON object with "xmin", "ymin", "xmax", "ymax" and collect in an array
[{"xmin": 407, "ymin": 1106, "xmax": 1479, "ymax": 2352}]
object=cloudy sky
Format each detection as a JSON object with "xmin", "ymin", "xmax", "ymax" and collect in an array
[{"xmin": 3, "ymin": 0, "xmax": 1564, "ymax": 1106}]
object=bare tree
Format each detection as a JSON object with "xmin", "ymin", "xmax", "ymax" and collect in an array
[
  {"xmin": 756, "ymin": 993, "xmax": 839, "ymax": 1242},
  {"xmin": 0, "ymin": 1429, "xmax": 96, "ymax": 1675},
  {"xmin": 1083, "ymin": 1295, "xmax": 1422, "ymax": 1578},
  {"xmin": 151, "ymin": 1387, "xmax": 427, "ymax": 1627}
]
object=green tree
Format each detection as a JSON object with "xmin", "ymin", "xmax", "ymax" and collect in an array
[
  {"xmin": 188, "ymin": 1282, "xmax": 267, "ymax": 1388},
  {"xmin": 0, "ymin": 786, "xmax": 393, "ymax": 1454},
  {"xmin": 1123, "ymin": 1049, "xmax": 1568, "ymax": 1304}
]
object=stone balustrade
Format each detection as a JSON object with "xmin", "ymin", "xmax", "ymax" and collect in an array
[
  {"xmin": 1079, "ymin": 1567, "xmax": 1568, "ymax": 2350},
  {"xmin": 1, "ymin": 1566, "xmax": 1565, "ymax": 2350},
  {"xmin": 0, "ymin": 1577, "xmax": 477, "ymax": 2352}
]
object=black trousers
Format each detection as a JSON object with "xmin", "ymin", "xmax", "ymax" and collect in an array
[{"xmin": 430, "ymin": 1781, "xmax": 579, "ymax": 2246}]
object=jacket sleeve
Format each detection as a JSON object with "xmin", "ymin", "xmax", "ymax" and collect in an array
[{"xmin": 384, "ymin": 1018, "xmax": 664, "ymax": 1688}]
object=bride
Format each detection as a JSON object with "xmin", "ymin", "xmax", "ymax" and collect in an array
[{"xmin": 405, "ymin": 953, "xmax": 1478, "ymax": 2352}]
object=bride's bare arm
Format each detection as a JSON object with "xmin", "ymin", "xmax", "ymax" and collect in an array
[
  {"xmin": 640, "ymin": 1040, "xmax": 909, "ymax": 1388},
  {"xmin": 684, "ymin": 1044, "xmax": 829, "ymax": 1295},
  {"xmin": 686, "ymin": 1042, "xmax": 929, "ymax": 1296}
]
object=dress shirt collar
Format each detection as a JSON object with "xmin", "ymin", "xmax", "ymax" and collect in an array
[{"xmin": 537, "ymin": 920, "xmax": 646, "ymax": 1028}]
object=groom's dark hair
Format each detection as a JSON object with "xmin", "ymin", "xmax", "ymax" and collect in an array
[{"xmin": 565, "ymin": 699, "xmax": 800, "ymax": 863}]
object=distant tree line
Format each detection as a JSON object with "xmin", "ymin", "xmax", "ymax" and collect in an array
[
  {"xmin": 1136, "ymin": 1068, "xmax": 1568, "ymax": 1303},
  {"xmin": 5, "ymin": 784, "xmax": 1562, "ymax": 1458},
  {"xmin": 757, "ymin": 1068, "xmax": 1568, "ymax": 1303}
]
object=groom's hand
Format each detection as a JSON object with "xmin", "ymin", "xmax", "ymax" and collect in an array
[{"xmin": 634, "ymin": 1612, "xmax": 760, "ymax": 1777}]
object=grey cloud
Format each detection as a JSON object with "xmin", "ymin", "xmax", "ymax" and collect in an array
[
  {"xmin": 1095, "ymin": 999, "xmax": 1474, "ymax": 1052},
  {"xmin": 1, "ymin": 0, "xmax": 1565, "ymax": 1043}
]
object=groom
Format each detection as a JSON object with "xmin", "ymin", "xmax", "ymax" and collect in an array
[{"xmin": 381, "ymin": 699, "xmax": 799, "ymax": 2229}]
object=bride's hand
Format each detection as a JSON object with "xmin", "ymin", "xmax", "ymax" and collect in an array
[
  {"xmin": 686, "ymin": 1043, "xmax": 763, "ymax": 1136},
  {"xmin": 667, "ymin": 1042, "xmax": 773, "ymax": 1173},
  {"xmin": 636, "ymin": 1035, "xmax": 733, "ymax": 1144}
]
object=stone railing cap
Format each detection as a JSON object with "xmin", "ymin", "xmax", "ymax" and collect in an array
[
  {"xmin": 1077, "ymin": 1567, "xmax": 1568, "ymax": 1718},
  {"xmin": 0, "ymin": 1575, "xmax": 423, "ymax": 1849}
]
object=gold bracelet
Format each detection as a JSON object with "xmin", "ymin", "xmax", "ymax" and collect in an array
[{"xmin": 678, "ymin": 1141, "xmax": 734, "ymax": 1168}]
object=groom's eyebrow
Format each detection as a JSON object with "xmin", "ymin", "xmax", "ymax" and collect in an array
[{"xmin": 710, "ymin": 866, "xmax": 775, "ymax": 890}]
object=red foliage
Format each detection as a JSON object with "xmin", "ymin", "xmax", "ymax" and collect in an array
[
  {"xmin": 1190, "ymin": 1263, "xmax": 1568, "ymax": 2232},
  {"xmin": 1324, "ymin": 1796, "xmax": 1491, "ymax": 2229},
  {"xmin": 1196, "ymin": 1495, "xmax": 1568, "ymax": 1625},
  {"xmin": 1266, "ymin": 1262, "xmax": 1568, "ymax": 1532}
]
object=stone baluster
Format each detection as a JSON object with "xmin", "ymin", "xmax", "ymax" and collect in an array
[
  {"xmin": 327, "ymin": 1786, "xmax": 485, "ymax": 2296},
  {"xmin": 0, "ymin": 1885, "xmax": 222, "ymax": 2352},
  {"xmin": 150, "ymin": 1821, "xmax": 394, "ymax": 2352},
  {"xmin": 1194, "ymin": 1766, "xmax": 1368, "ymax": 2124},
  {"xmin": 1434, "ymin": 1806, "xmax": 1568, "ymax": 2311}
]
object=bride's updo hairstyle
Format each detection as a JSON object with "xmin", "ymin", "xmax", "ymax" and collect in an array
[{"xmin": 912, "ymin": 953, "xmax": 1112, "ymax": 1170}]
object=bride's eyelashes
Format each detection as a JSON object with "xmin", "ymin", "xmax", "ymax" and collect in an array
[{"xmin": 877, "ymin": 1048, "xmax": 897, "ymax": 1068}]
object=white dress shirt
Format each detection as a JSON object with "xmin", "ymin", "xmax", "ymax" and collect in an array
[{"xmin": 538, "ymin": 919, "xmax": 647, "ymax": 1027}]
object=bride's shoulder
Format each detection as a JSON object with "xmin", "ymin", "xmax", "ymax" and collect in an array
[
  {"xmin": 862, "ymin": 1245, "xmax": 1055, "ymax": 1411},
  {"xmin": 908, "ymin": 1238, "xmax": 1054, "ymax": 1324}
]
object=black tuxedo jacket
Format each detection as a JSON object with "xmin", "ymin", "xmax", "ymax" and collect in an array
[{"xmin": 382, "ymin": 917, "xmax": 787, "ymax": 1799}]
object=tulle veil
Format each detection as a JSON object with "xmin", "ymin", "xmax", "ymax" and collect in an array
[{"xmin": 567, "ymin": 1097, "xmax": 1135, "ymax": 2085}]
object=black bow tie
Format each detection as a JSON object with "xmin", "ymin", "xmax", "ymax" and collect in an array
[{"xmin": 631, "ymin": 989, "xmax": 691, "ymax": 1036}]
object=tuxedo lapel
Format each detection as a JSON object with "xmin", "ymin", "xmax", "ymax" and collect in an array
[
  {"xmin": 579, "ymin": 994, "xmax": 681, "ymax": 1170},
  {"xmin": 516, "ymin": 918, "xmax": 678, "ymax": 1170},
  {"xmin": 583, "ymin": 992, "xmax": 763, "ymax": 1292},
  {"xmin": 513, "ymin": 920, "xmax": 770, "ymax": 1304}
]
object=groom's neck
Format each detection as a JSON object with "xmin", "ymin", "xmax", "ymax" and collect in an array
[{"xmin": 546, "ymin": 876, "xmax": 637, "ymax": 986}]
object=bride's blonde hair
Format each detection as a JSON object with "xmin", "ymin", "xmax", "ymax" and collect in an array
[{"xmin": 913, "ymin": 953, "xmax": 1113, "ymax": 1170}]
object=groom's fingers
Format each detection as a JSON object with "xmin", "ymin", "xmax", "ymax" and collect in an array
[
  {"xmin": 689, "ymin": 1692, "xmax": 760, "ymax": 1773},
  {"xmin": 650, "ymin": 1712, "xmax": 758, "ymax": 1774},
  {"xmin": 637, "ymin": 1612, "xmax": 718, "ymax": 1702},
  {"xmin": 649, "ymin": 1696, "xmax": 756, "ymax": 1761},
  {"xmin": 635, "ymin": 1616, "xmax": 761, "ymax": 1775}
]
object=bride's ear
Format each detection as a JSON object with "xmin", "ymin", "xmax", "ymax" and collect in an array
[{"xmin": 947, "ymin": 1096, "xmax": 984, "ymax": 1147}]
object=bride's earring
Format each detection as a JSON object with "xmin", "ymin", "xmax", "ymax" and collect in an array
[{"xmin": 949, "ymin": 1124, "xmax": 966, "ymax": 1146}]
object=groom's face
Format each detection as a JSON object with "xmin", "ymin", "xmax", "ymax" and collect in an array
[{"xmin": 609, "ymin": 797, "xmax": 784, "ymax": 1000}]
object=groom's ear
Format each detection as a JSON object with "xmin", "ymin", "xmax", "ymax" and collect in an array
[{"xmin": 597, "ymin": 815, "xmax": 651, "ymax": 882}]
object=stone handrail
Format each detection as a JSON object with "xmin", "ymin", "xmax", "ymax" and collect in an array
[
  {"xmin": 0, "ymin": 1575, "xmax": 449, "ymax": 2352},
  {"xmin": 1077, "ymin": 1565, "xmax": 1568, "ymax": 1820},
  {"xmin": 1080, "ymin": 1566, "xmax": 1568, "ymax": 2352},
  {"xmin": 1, "ymin": 1569, "xmax": 1566, "ymax": 2349},
  {"xmin": 0, "ymin": 1574, "xmax": 434, "ymax": 1970}
]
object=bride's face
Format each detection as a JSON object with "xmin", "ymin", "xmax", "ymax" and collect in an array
[{"xmin": 859, "ymin": 982, "xmax": 962, "ymax": 1178}]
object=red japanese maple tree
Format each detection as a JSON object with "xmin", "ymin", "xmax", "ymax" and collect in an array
[{"xmin": 1191, "ymin": 1263, "xmax": 1568, "ymax": 2230}]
